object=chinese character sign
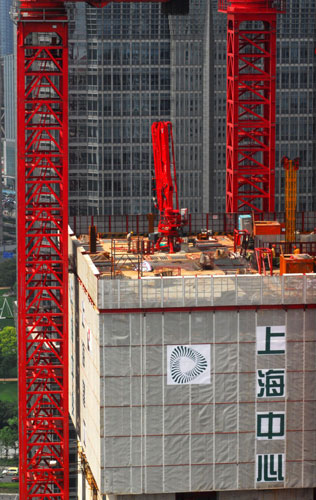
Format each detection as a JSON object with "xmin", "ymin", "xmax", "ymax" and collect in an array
[
  {"xmin": 257, "ymin": 369, "xmax": 285, "ymax": 398},
  {"xmin": 256, "ymin": 412, "xmax": 285, "ymax": 440},
  {"xmin": 256, "ymin": 454, "xmax": 285, "ymax": 482},
  {"xmin": 257, "ymin": 326, "xmax": 286, "ymax": 355},
  {"xmin": 256, "ymin": 324, "xmax": 286, "ymax": 484}
]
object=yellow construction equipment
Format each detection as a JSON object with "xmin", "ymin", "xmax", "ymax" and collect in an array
[
  {"xmin": 282, "ymin": 156, "xmax": 299, "ymax": 248},
  {"xmin": 78, "ymin": 442, "xmax": 98, "ymax": 499}
]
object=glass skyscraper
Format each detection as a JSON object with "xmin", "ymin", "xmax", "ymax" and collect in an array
[
  {"xmin": 62, "ymin": 1, "xmax": 316, "ymax": 215},
  {"xmin": 0, "ymin": 0, "xmax": 13, "ymax": 57},
  {"xmin": 3, "ymin": 54, "xmax": 16, "ymax": 184},
  {"xmin": 68, "ymin": 2, "xmax": 172, "ymax": 216},
  {"xmin": 275, "ymin": 0, "xmax": 315, "ymax": 211},
  {"xmin": 68, "ymin": 1, "xmax": 213, "ymax": 216}
]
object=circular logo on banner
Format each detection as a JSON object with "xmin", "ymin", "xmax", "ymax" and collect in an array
[{"xmin": 169, "ymin": 345, "xmax": 208, "ymax": 384}]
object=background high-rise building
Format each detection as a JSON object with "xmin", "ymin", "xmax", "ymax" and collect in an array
[
  {"xmin": 68, "ymin": 1, "xmax": 213, "ymax": 216},
  {"xmin": 275, "ymin": 0, "xmax": 315, "ymax": 212},
  {"xmin": 0, "ymin": 60, "xmax": 4, "ymax": 250},
  {"xmin": 0, "ymin": 0, "xmax": 14, "ymax": 252},
  {"xmin": 0, "ymin": 0, "xmax": 14, "ymax": 57},
  {"xmin": 68, "ymin": 0, "xmax": 315, "ymax": 216},
  {"xmin": 68, "ymin": 2, "xmax": 172, "ymax": 216},
  {"xmin": 3, "ymin": 54, "xmax": 16, "ymax": 186}
]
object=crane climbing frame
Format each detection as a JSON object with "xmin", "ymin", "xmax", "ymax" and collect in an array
[
  {"xmin": 15, "ymin": 1, "xmax": 170, "ymax": 499},
  {"xmin": 219, "ymin": 0, "xmax": 285, "ymax": 213}
]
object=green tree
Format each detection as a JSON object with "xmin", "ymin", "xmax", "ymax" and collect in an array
[
  {"xmin": 0, "ymin": 420, "xmax": 18, "ymax": 458},
  {"xmin": 0, "ymin": 327, "xmax": 17, "ymax": 357},
  {"xmin": 0, "ymin": 258, "xmax": 16, "ymax": 288},
  {"xmin": 0, "ymin": 401, "xmax": 17, "ymax": 429},
  {"xmin": 0, "ymin": 327, "xmax": 17, "ymax": 378}
]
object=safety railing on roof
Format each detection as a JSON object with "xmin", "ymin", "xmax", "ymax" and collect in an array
[
  {"xmin": 69, "ymin": 212, "xmax": 316, "ymax": 237},
  {"xmin": 255, "ymin": 239, "xmax": 316, "ymax": 257},
  {"xmin": 97, "ymin": 273, "xmax": 316, "ymax": 310}
]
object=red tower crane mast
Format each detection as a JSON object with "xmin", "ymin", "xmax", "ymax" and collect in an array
[
  {"xmin": 151, "ymin": 121, "xmax": 185, "ymax": 253},
  {"xmin": 14, "ymin": 1, "xmax": 174, "ymax": 499},
  {"xmin": 218, "ymin": 0, "xmax": 285, "ymax": 213}
]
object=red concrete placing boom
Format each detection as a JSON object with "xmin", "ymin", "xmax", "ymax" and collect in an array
[
  {"xmin": 14, "ymin": 1, "xmax": 189, "ymax": 499},
  {"xmin": 151, "ymin": 121, "xmax": 186, "ymax": 253}
]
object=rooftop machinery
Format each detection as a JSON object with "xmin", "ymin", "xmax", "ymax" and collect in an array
[
  {"xmin": 13, "ymin": 1, "xmax": 174, "ymax": 499},
  {"xmin": 151, "ymin": 121, "xmax": 186, "ymax": 253},
  {"xmin": 218, "ymin": 0, "xmax": 285, "ymax": 213}
]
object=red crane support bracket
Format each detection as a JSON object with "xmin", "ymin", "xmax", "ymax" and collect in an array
[
  {"xmin": 219, "ymin": 0, "xmax": 285, "ymax": 213},
  {"xmin": 233, "ymin": 228, "xmax": 249, "ymax": 254},
  {"xmin": 255, "ymin": 247, "xmax": 273, "ymax": 276}
]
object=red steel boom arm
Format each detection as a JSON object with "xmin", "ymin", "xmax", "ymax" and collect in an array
[
  {"xmin": 151, "ymin": 121, "xmax": 184, "ymax": 253},
  {"xmin": 152, "ymin": 121, "xmax": 179, "ymax": 217}
]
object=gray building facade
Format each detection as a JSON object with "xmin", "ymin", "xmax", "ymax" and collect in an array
[
  {"xmin": 68, "ymin": 0, "xmax": 316, "ymax": 216},
  {"xmin": 68, "ymin": 1, "xmax": 212, "ymax": 216},
  {"xmin": 0, "ymin": 0, "xmax": 13, "ymax": 57},
  {"xmin": 3, "ymin": 54, "xmax": 16, "ymax": 184},
  {"xmin": 68, "ymin": 2, "xmax": 172, "ymax": 216}
]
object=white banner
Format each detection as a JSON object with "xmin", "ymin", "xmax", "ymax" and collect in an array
[{"xmin": 167, "ymin": 344, "xmax": 211, "ymax": 385}]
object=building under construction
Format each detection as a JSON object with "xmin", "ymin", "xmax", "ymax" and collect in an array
[
  {"xmin": 12, "ymin": 0, "xmax": 316, "ymax": 497},
  {"xmin": 68, "ymin": 214, "xmax": 316, "ymax": 500}
]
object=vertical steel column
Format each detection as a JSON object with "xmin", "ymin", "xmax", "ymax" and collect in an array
[
  {"xmin": 219, "ymin": 0, "xmax": 285, "ymax": 213},
  {"xmin": 17, "ymin": 7, "xmax": 69, "ymax": 499}
]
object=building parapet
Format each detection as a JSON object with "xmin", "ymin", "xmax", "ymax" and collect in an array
[
  {"xmin": 69, "ymin": 230, "xmax": 316, "ymax": 311},
  {"xmin": 97, "ymin": 274, "xmax": 316, "ymax": 310}
]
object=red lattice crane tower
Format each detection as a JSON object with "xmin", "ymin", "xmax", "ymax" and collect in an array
[
  {"xmin": 218, "ymin": 0, "xmax": 285, "ymax": 213},
  {"xmin": 14, "ymin": 1, "xmax": 175, "ymax": 498}
]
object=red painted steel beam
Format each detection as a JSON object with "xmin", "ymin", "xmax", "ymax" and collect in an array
[
  {"xmin": 219, "ymin": 0, "xmax": 285, "ymax": 213},
  {"xmin": 18, "ymin": 0, "xmax": 169, "ymax": 13}
]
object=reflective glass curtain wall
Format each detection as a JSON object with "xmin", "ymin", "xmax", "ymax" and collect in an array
[
  {"xmin": 68, "ymin": 1, "xmax": 211, "ymax": 216},
  {"xmin": 68, "ymin": 1, "xmax": 315, "ymax": 216},
  {"xmin": 0, "ymin": 0, "xmax": 13, "ymax": 57},
  {"xmin": 68, "ymin": 3, "xmax": 171, "ymax": 216},
  {"xmin": 169, "ymin": 0, "xmax": 211, "ymax": 213}
]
